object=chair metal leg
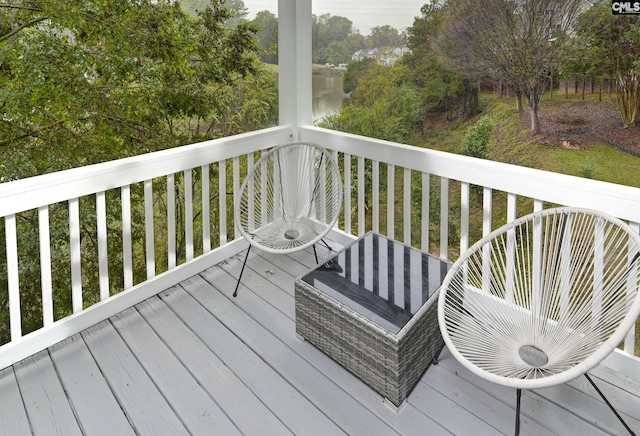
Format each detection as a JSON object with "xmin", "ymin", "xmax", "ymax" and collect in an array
[
  {"xmin": 233, "ymin": 245, "xmax": 252, "ymax": 298},
  {"xmin": 313, "ymin": 239, "xmax": 335, "ymax": 264},
  {"xmin": 319, "ymin": 238, "xmax": 334, "ymax": 253},
  {"xmin": 515, "ymin": 388, "xmax": 522, "ymax": 436},
  {"xmin": 584, "ymin": 373, "xmax": 636, "ymax": 435}
]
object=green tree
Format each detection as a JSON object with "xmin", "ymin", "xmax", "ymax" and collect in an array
[
  {"xmin": 345, "ymin": 32, "xmax": 366, "ymax": 60},
  {"xmin": 312, "ymin": 13, "xmax": 357, "ymax": 64},
  {"xmin": 343, "ymin": 58, "xmax": 375, "ymax": 94},
  {"xmin": 367, "ymin": 25, "xmax": 404, "ymax": 49},
  {"xmin": 252, "ymin": 10, "xmax": 278, "ymax": 64},
  {"xmin": 182, "ymin": 0, "xmax": 248, "ymax": 26},
  {"xmin": 0, "ymin": 0, "xmax": 265, "ymax": 176},
  {"xmin": 439, "ymin": 0, "xmax": 584, "ymax": 134},
  {"xmin": 319, "ymin": 64, "xmax": 423, "ymax": 143},
  {"xmin": 323, "ymin": 40, "xmax": 352, "ymax": 65},
  {"xmin": 403, "ymin": 1, "xmax": 474, "ymax": 119},
  {"xmin": 182, "ymin": 0, "xmax": 212, "ymax": 16},
  {"xmin": 574, "ymin": 1, "xmax": 640, "ymax": 127},
  {"xmin": 0, "ymin": 0, "xmax": 275, "ymax": 343}
]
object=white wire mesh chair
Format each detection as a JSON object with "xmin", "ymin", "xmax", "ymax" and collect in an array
[
  {"xmin": 438, "ymin": 207, "xmax": 640, "ymax": 436},
  {"xmin": 233, "ymin": 142, "xmax": 343, "ymax": 297}
]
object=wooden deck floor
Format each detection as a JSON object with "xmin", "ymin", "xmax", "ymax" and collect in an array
[{"xmin": 1, "ymin": 241, "xmax": 640, "ymax": 435}]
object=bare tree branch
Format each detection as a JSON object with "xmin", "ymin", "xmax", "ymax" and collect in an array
[
  {"xmin": 439, "ymin": 0, "xmax": 586, "ymax": 134},
  {"xmin": 0, "ymin": 15, "xmax": 48, "ymax": 43},
  {"xmin": 0, "ymin": 119, "xmax": 65, "ymax": 147},
  {"xmin": 0, "ymin": 4, "xmax": 44, "ymax": 13}
]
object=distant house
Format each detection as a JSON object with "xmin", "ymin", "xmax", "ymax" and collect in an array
[
  {"xmin": 378, "ymin": 46, "xmax": 410, "ymax": 66},
  {"xmin": 351, "ymin": 48, "xmax": 379, "ymax": 62},
  {"xmin": 350, "ymin": 49, "xmax": 365, "ymax": 62},
  {"xmin": 351, "ymin": 46, "xmax": 409, "ymax": 66}
]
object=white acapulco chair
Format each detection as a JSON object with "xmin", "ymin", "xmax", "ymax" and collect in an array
[
  {"xmin": 233, "ymin": 142, "xmax": 343, "ymax": 297},
  {"xmin": 438, "ymin": 207, "xmax": 640, "ymax": 435}
]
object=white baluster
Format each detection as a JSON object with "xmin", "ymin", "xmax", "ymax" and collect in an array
[
  {"xmin": 69, "ymin": 198, "xmax": 82, "ymax": 313},
  {"xmin": 121, "ymin": 185, "xmax": 133, "ymax": 290},
  {"xmin": 38, "ymin": 206, "xmax": 53, "ymax": 326},
  {"xmin": 144, "ymin": 180, "xmax": 155, "ymax": 279},
  {"xmin": 96, "ymin": 191, "xmax": 109, "ymax": 300},
  {"xmin": 202, "ymin": 164, "xmax": 211, "ymax": 253},
  {"xmin": 5, "ymin": 214, "xmax": 21, "ymax": 340}
]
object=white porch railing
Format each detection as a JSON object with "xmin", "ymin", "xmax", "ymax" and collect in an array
[
  {"xmin": 0, "ymin": 126, "xmax": 292, "ymax": 369},
  {"xmin": 301, "ymin": 126, "xmax": 640, "ymax": 374},
  {"xmin": 0, "ymin": 125, "xmax": 639, "ymax": 376}
]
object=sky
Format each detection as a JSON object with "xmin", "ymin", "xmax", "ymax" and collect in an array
[{"xmin": 242, "ymin": 0, "xmax": 427, "ymax": 35}]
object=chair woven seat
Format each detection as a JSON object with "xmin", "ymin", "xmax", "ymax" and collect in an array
[
  {"xmin": 235, "ymin": 142, "xmax": 342, "ymax": 255},
  {"xmin": 232, "ymin": 141, "xmax": 342, "ymax": 298},
  {"xmin": 245, "ymin": 216, "xmax": 330, "ymax": 252},
  {"xmin": 438, "ymin": 207, "xmax": 640, "ymax": 435}
]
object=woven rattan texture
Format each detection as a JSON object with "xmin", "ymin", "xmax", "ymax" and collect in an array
[{"xmin": 295, "ymin": 278, "xmax": 444, "ymax": 406}]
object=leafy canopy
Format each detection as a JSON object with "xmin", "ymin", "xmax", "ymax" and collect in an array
[
  {"xmin": 318, "ymin": 64, "xmax": 423, "ymax": 143},
  {"xmin": 574, "ymin": 1, "xmax": 640, "ymax": 127},
  {"xmin": 0, "ymin": 0, "xmax": 272, "ymax": 179},
  {"xmin": 0, "ymin": 0, "xmax": 277, "ymax": 343},
  {"xmin": 438, "ymin": 0, "xmax": 584, "ymax": 134}
]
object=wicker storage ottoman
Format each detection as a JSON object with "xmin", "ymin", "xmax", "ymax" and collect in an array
[{"xmin": 295, "ymin": 232, "xmax": 450, "ymax": 407}]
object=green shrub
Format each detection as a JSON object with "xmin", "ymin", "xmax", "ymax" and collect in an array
[
  {"xmin": 316, "ymin": 83, "xmax": 423, "ymax": 144},
  {"xmin": 579, "ymin": 156, "xmax": 598, "ymax": 179},
  {"xmin": 460, "ymin": 116, "xmax": 495, "ymax": 159}
]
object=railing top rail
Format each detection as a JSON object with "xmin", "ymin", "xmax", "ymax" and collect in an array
[
  {"xmin": 302, "ymin": 126, "xmax": 640, "ymax": 223},
  {"xmin": 0, "ymin": 127, "xmax": 292, "ymax": 217}
]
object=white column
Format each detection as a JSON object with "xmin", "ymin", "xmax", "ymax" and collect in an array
[{"xmin": 278, "ymin": 0, "xmax": 312, "ymax": 138}]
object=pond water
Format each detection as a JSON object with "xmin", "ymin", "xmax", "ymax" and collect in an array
[{"xmin": 312, "ymin": 74, "xmax": 345, "ymax": 121}]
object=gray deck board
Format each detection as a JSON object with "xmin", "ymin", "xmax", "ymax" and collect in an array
[
  {"xmin": 49, "ymin": 335, "xmax": 135, "ymax": 436},
  {"xmin": 158, "ymin": 285, "xmax": 346, "ymax": 435},
  {"xmin": 110, "ymin": 307, "xmax": 241, "ymax": 435},
  {"xmin": 14, "ymin": 350, "xmax": 82, "ymax": 436},
  {"xmin": 563, "ymin": 367, "xmax": 640, "ymax": 431},
  {"xmin": 81, "ymin": 320, "xmax": 189, "ymax": 436},
  {"xmin": 436, "ymin": 345, "xmax": 640, "ymax": 435},
  {"xmin": 416, "ymin": 354, "xmax": 556, "ymax": 436},
  {"xmin": 435, "ymin": 349, "xmax": 610, "ymax": 435},
  {"xmin": 186, "ymin": 271, "xmax": 408, "ymax": 435},
  {"xmin": 217, "ymin": 249, "xmax": 451, "ymax": 435},
  {"xmin": 253, "ymin": 246, "xmax": 521, "ymax": 434},
  {"xmin": 136, "ymin": 295, "xmax": 294, "ymax": 435},
  {"xmin": 0, "ymin": 367, "xmax": 31, "ymax": 435},
  {"xmin": 573, "ymin": 364, "xmax": 640, "ymax": 419},
  {"xmin": 228, "ymin": 250, "xmax": 458, "ymax": 434},
  {"xmin": 1, "ymin": 240, "xmax": 639, "ymax": 435}
]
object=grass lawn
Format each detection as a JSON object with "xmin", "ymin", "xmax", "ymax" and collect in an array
[
  {"xmin": 412, "ymin": 92, "xmax": 640, "ymax": 354},
  {"xmin": 415, "ymin": 92, "xmax": 640, "ymax": 188},
  {"xmin": 544, "ymin": 144, "xmax": 640, "ymax": 188}
]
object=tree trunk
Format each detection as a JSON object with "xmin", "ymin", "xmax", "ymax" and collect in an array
[
  {"xmin": 529, "ymin": 107, "xmax": 540, "ymax": 134},
  {"xmin": 528, "ymin": 89, "xmax": 541, "ymax": 134},
  {"xmin": 550, "ymin": 66, "xmax": 554, "ymax": 100},
  {"xmin": 613, "ymin": 71, "xmax": 640, "ymax": 127},
  {"xmin": 599, "ymin": 78, "xmax": 602, "ymax": 102},
  {"xmin": 515, "ymin": 91, "xmax": 523, "ymax": 112},
  {"xmin": 463, "ymin": 79, "xmax": 480, "ymax": 118}
]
